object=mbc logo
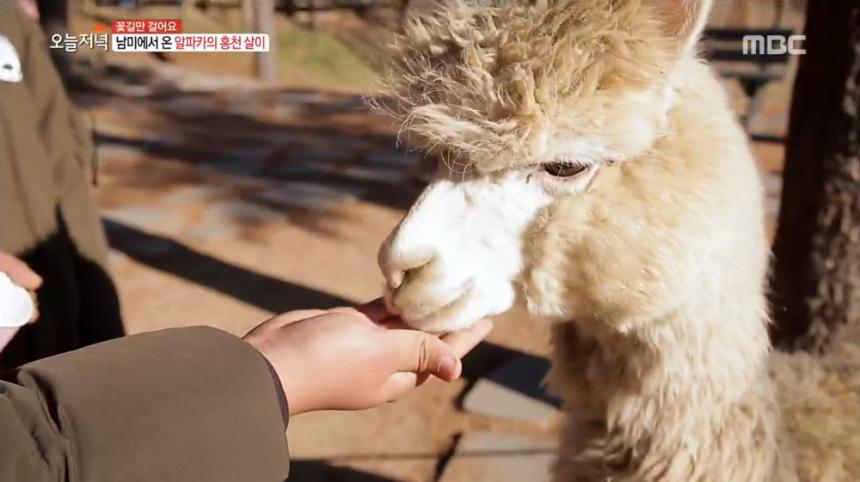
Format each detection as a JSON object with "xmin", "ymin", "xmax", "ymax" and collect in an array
[{"xmin": 743, "ymin": 34, "xmax": 807, "ymax": 55}]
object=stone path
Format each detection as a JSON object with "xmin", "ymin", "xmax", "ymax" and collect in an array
[
  {"xmin": 463, "ymin": 356, "xmax": 560, "ymax": 426},
  {"xmin": 439, "ymin": 432, "xmax": 555, "ymax": 482}
]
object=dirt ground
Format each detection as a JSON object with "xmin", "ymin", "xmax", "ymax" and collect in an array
[{"xmin": 65, "ymin": 5, "xmax": 798, "ymax": 481}]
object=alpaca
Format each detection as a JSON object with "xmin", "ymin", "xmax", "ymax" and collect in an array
[{"xmin": 374, "ymin": 1, "xmax": 860, "ymax": 480}]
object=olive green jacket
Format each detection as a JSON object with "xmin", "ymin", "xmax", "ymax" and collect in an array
[
  {"xmin": 0, "ymin": 0, "xmax": 124, "ymax": 370},
  {"xmin": 0, "ymin": 327, "xmax": 291, "ymax": 481},
  {"xmin": 0, "ymin": 0, "xmax": 105, "ymax": 264}
]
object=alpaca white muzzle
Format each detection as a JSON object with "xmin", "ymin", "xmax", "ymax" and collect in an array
[{"xmin": 379, "ymin": 174, "xmax": 552, "ymax": 332}]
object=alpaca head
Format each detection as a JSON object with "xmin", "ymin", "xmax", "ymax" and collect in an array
[{"xmin": 377, "ymin": 0, "xmax": 761, "ymax": 334}]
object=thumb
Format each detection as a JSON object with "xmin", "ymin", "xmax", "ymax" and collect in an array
[
  {"xmin": 0, "ymin": 253, "xmax": 42, "ymax": 290},
  {"xmin": 387, "ymin": 331, "xmax": 462, "ymax": 382}
]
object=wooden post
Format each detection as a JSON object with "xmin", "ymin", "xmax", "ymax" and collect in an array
[
  {"xmin": 242, "ymin": 0, "xmax": 255, "ymax": 31},
  {"xmin": 251, "ymin": 0, "xmax": 278, "ymax": 82}
]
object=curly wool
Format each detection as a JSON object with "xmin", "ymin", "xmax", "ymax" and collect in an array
[
  {"xmin": 375, "ymin": 1, "xmax": 860, "ymax": 481},
  {"xmin": 380, "ymin": 0, "xmax": 674, "ymax": 170}
]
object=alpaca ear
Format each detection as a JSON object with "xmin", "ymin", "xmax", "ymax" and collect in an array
[{"xmin": 652, "ymin": 0, "xmax": 713, "ymax": 58}]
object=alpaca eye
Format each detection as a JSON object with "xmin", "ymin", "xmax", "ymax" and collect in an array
[{"xmin": 542, "ymin": 162, "xmax": 588, "ymax": 178}]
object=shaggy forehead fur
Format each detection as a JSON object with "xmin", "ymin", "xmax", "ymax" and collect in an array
[{"xmin": 383, "ymin": 0, "xmax": 675, "ymax": 169}]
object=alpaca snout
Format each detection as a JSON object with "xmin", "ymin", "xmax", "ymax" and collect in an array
[
  {"xmin": 377, "ymin": 234, "xmax": 438, "ymax": 291},
  {"xmin": 378, "ymin": 230, "xmax": 486, "ymax": 331},
  {"xmin": 376, "ymin": 176, "xmax": 528, "ymax": 331}
]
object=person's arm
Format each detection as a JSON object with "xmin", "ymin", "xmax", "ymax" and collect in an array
[
  {"xmin": 0, "ymin": 301, "xmax": 492, "ymax": 482},
  {"xmin": 0, "ymin": 327, "xmax": 290, "ymax": 482}
]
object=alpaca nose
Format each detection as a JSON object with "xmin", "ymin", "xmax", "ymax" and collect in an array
[
  {"xmin": 378, "ymin": 241, "xmax": 437, "ymax": 290},
  {"xmin": 379, "ymin": 180, "xmax": 452, "ymax": 290}
]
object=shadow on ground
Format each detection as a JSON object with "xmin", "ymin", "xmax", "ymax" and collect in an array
[
  {"xmin": 460, "ymin": 342, "xmax": 561, "ymax": 410},
  {"xmin": 87, "ymin": 86, "xmax": 427, "ymax": 226},
  {"xmin": 104, "ymin": 218, "xmax": 350, "ymax": 312}
]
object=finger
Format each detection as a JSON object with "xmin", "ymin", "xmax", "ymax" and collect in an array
[
  {"xmin": 440, "ymin": 318, "xmax": 494, "ymax": 358},
  {"xmin": 0, "ymin": 253, "xmax": 42, "ymax": 290},
  {"xmin": 385, "ymin": 331, "xmax": 461, "ymax": 382},
  {"xmin": 327, "ymin": 306, "xmax": 372, "ymax": 320},
  {"xmin": 377, "ymin": 317, "xmax": 410, "ymax": 329},
  {"xmin": 275, "ymin": 309, "xmax": 328, "ymax": 325},
  {"xmin": 378, "ymin": 368, "xmax": 437, "ymax": 404},
  {"xmin": 356, "ymin": 298, "xmax": 391, "ymax": 322},
  {"xmin": 378, "ymin": 371, "xmax": 419, "ymax": 402}
]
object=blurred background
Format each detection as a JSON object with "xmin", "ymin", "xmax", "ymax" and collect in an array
[{"xmin": 18, "ymin": 0, "xmax": 859, "ymax": 481}]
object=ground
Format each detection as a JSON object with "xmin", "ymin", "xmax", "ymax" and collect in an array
[{"xmin": 67, "ymin": 4, "xmax": 797, "ymax": 481}]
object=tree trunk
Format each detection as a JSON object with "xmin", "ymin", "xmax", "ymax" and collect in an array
[
  {"xmin": 770, "ymin": 1, "xmax": 860, "ymax": 352},
  {"xmin": 252, "ymin": 0, "xmax": 278, "ymax": 82},
  {"xmin": 35, "ymin": 0, "xmax": 68, "ymax": 36},
  {"xmin": 35, "ymin": 0, "xmax": 72, "ymax": 73}
]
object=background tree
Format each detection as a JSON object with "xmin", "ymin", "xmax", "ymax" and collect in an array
[
  {"xmin": 770, "ymin": 1, "xmax": 860, "ymax": 351},
  {"xmin": 34, "ymin": 0, "xmax": 73, "ymax": 73},
  {"xmin": 35, "ymin": 0, "xmax": 69, "ymax": 36}
]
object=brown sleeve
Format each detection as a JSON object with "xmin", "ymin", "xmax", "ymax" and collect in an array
[
  {"xmin": 17, "ymin": 4, "xmax": 96, "ymax": 187},
  {"xmin": 0, "ymin": 327, "xmax": 290, "ymax": 482}
]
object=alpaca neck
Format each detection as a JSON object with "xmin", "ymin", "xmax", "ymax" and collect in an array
[
  {"xmin": 544, "ymin": 60, "xmax": 789, "ymax": 480},
  {"xmin": 553, "ymin": 303, "xmax": 783, "ymax": 479}
]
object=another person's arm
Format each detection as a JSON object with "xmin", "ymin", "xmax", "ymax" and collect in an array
[{"xmin": 0, "ymin": 302, "xmax": 491, "ymax": 482}]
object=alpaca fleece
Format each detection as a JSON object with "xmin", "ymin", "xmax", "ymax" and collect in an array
[{"xmin": 376, "ymin": 1, "xmax": 860, "ymax": 480}]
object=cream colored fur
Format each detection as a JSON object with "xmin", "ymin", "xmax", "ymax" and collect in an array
[{"xmin": 375, "ymin": 1, "xmax": 860, "ymax": 480}]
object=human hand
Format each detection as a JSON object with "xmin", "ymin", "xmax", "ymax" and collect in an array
[
  {"xmin": 0, "ymin": 252, "xmax": 42, "ymax": 351},
  {"xmin": 0, "ymin": 252, "xmax": 43, "ymax": 290},
  {"xmin": 244, "ymin": 300, "xmax": 493, "ymax": 415}
]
